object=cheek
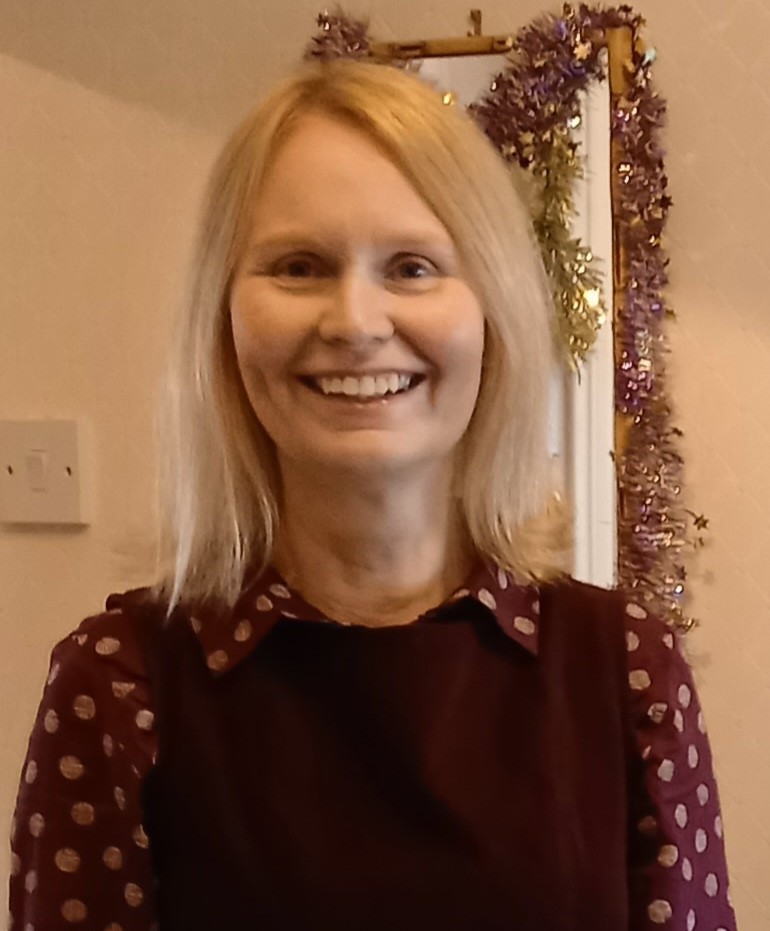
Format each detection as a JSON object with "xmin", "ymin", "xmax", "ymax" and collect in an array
[
  {"xmin": 421, "ymin": 297, "xmax": 485, "ymax": 385},
  {"xmin": 230, "ymin": 293, "xmax": 298, "ymax": 391}
]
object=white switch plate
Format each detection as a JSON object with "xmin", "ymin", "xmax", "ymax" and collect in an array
[{"xmin": 0, "ymin": 420, "xmax": 91, "ymax": 526}]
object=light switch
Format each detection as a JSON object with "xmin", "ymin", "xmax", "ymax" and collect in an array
[
  {"xmin": 26, "ymin": 450, "xmax": 48, "ymax": 492},
  {"xmin": 0, "ymin": 420, "xmax": 91, "ymax": 526}
]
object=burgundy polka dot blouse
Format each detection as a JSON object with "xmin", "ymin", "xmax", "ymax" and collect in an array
[{"xmin": 9, "ymin": 561, "xmax": 737, "ymax": 930}]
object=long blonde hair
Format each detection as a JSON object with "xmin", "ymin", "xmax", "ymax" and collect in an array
[{"xmin": 151, "ymin": 58, "xmax": 571, "ymax": 611}]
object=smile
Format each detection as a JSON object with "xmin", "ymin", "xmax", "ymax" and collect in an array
[{"xmin": 300, "ymin": 373, "xmax": 425, "ymax": 400}]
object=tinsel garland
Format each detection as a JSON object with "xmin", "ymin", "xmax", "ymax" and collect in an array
[{"xmin": 306, "ymin": 5, "xmax": 707, "ymax": 630}]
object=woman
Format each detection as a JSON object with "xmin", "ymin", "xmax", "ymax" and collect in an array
[{"xmin": 10, "ymin": 60, "xmax": 736, "ymax": 930}]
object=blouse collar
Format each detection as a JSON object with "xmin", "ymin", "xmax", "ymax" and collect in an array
[{"xmin": 193, "ymin": 559, "xmax": 542, "ymax": 678}]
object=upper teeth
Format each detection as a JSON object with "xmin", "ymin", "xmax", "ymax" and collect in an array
[{"xmin": 314, "ymin": 373, "xmax": 414, "ymax": 398}]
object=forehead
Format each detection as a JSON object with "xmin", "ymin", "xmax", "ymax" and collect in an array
[{"xmin": 247, "ymin": 113, "xmax": 453, "ymax": 245}]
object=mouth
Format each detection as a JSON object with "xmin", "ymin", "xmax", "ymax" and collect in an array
[{"xmin": 298, "ymin": 372, "xmax": 426, "ymax": 402}]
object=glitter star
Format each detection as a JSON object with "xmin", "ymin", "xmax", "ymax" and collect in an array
[{"xmin": 573, "ymin": 41, "xmax": 592, "ymax": 61}]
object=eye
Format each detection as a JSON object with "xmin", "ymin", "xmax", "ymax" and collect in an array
[
  {"xmin": 272, "ymin": 254, "xmax": 327, "ymax": 280},
  {"xmin": 389, "ymin": 255, "xmax": 439, "ymax": 282}
]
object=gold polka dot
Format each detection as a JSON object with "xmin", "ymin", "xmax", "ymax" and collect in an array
[
  {"xmin": 494, "ymin": 567, "xmax": 508, "ymax": 590},
  {"xmin": 71, "ymin": 802, "xmax": 95, "ymax": 826},
  {"xmin": 103, "ymin": 846, "xmax": 123, "ymax": 870},
  {"xmin": 95, "ymin": 637, "xmax": 121, "ymax": 656},
  {"xmin": 133, "ymin": 824, "xmax": 149, "ymax": 849},
  {"xmin": 697, "ymin": 711, "xmax": 706, "ymax": 734},
  {"xmin": 662, "ymin": 632, "xmax": 674, "ymax": 649},
  {"xmin": 477, "ymin": 588, "xmax": 497, "ymax": 610},
  {"xmin": 24, "ymin": 870, "xmax": 37, "ymax": 893},
  {"xmin": 705, "ymin": 873, "xmax": 719, "ymax": 897},
  {"xmin": 657, "ymin": 759, "xmax": 675, "ymax": 782},
  {"xmin": 658, "ymin": 844, "xmax": 678, "ymax": 867},
  {"xmin": 695, "ymin": 828, "xmax": 708, "ymax": 853},
  {"xmin": 626, "ymin": 631, "xmax": 640, "ymax": 651},
  {"xmin": 55, "ymin": 848, "xmax": 81, "ymax": 872},
  {"xmin": 234, "ymin": 620, "xmax": 253, "ymax": 642},
  {"xmin": 682, "ymin": 857, "xmax": 693, "ymax": 881},
  {"xmin": 111, "ymin": 682, "xmax": 135, "ymax": 699},
  {"xmin": 678, "ymin": 683, "xmax": 692, "ymax": 708},
  {"xmin": 44, "ymin": 709, "xmax": 60, "ymax": 733},
  {"xmin": 688, "ymin": 744, "xmax": 699, "ymax": 768},
  {"xmin": 206, "ymin": 650, "xmax": 228, "ymax": 672},
  {"xmin": 74, "ymin": 634, "xmax": 87, "ymax": 646},
  {"xmin": 626, "ymin": 602, "xmax": 648, "ymax": 620},
  {"xmin": 513, "ymin": 616, "xmax": 536, "ymax": 635},
  {"xmin": 135, "ymin": 709, "xmax": 155, "ymax": 731},
  {"xmin": 28, "ymin": 813, "xmax": 45, "ymax": 837},
  {"xmin": 531, "ymin": 599, "xmax": 540, "ymax": 615},
  {"xmin": 10, "ymin": 852, "xmax": 21, "ymax": 875},
  {"xmin": 47, "ymin": 662, "xmax": 61, "ymax": 685},
  {"xmin": 449, "ymin": 588, "xmax": 470, "ymax": 602},
  {"xmin": 714, "ymin": 814, "xmax": 723, "ymax": 839},
  {"xmin": 103, "ymin": 734, "xmax": 114, "ymax": 756},
  {"xmin": 675, "ymin": 803, "xmax": 688, "ymax": 829},
  {"xmin": 24, "ymin": 760, "xmax": 38, "ymax": 784},
  {"xmin": 638, "ymin": 815, "xmax": 657, "ymax": 836},
  {"xmin": 673, "ymin": 709, "xmax": 684, "ymax": 733},
  {"xmin": 114, "ymin": 786, "xmax": 126, "ymax": 810},
  {"xmin": 256, "ymin": 595, "xmax": 273, "ymax": 612},
  {"xmin": 269, "ymin": 583, "xmax": 291, "ymax": 599},
  {"xmin": 647, "ymin": 899, "xmax": 672, "ymax": 923},
  {"xmin": 61, "ymin": 899, "xmax": 87, "ymax": 922},
  {"xmin": 648, "ymin": 702, "xmax": 667, "ymax": 724},
  {"xmin": 697, "ymin": 783, "xmax": 710, "ymax": 806},
  {"xmin": 124, "ymin": 883, "xmax": 144, "ymax": 907},
  {"xmin": 59, "ymin": 756, "xmax": 85, "ymax": 780},
  {"xmin": 73, "ymin": 695, "xmax": 96, "ymax": 720},
  {"xmin": 629, "ymin": 669, "xmax": 651, "ymax": 690},
  {"xmin": 687, "ymin": 909, "xmax": 696, "ymax": 931},
  {"xmin": 190, "ymin": 616, "xmax": 203, "ymax": 634}
]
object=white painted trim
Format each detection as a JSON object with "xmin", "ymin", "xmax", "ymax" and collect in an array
[{"xmin": 567, "ymin": 72, "xmax": 618, "ymax": 588}]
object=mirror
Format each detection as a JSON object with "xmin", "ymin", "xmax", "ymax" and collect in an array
[
  {"xmin": 307, "ymin": 9, "xmax": 699, "ymax": 629},
  {"xmin": 413, "ymin": 55, "xmax": 617, "ymax": 591}
]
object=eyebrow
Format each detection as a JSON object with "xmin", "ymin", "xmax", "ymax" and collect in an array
[{"xmin": 246, "ymin": 230, "xmax": 457, "ymax": 257}]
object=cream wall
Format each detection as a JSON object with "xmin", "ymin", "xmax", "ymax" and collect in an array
[{"xmin": 2, "ymin": 0, "xmax": 768, "ymax": 925}]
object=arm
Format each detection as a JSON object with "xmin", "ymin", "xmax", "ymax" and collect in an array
[
  {"xmin": 9, "ymin": 611, "xmax": 157, "ymax": 929},
  {"xmin": 624, "ymin": 600, "xmax": 737, "ymax": 930}
]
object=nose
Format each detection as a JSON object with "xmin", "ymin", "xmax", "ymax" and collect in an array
[{"xmin": 316, "ymin": 269, "xmax": 395, "ymax": 346}]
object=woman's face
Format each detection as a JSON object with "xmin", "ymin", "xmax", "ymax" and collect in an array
[{"xmin": 229, "ymin": 112, "xmax": 485, "ymax": 479}]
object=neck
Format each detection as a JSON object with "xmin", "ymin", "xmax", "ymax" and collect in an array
[{"xmin": 273, "ymin": 461, "xmax": 474, "ymax": 627}]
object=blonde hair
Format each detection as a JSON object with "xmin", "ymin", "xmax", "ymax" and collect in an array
[{"xmin": 151, "ymin": 58, "xmax": 571, "ymax": 611}]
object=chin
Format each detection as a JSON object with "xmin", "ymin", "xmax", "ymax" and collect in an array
[{"xmin": 289, "ymin": 439, "xmax": 451, "ymax": 477}]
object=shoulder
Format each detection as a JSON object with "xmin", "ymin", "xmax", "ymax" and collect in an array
[
  {"xmin": 545, "ymin": 581, "xmax": 698, "ymax": 729},
  {"xmin": 543, "ymin": 576, "xmax": 672, "ymax": 641},
  {"xmin": 37, "ymin": 587, "xmax": 172, "ymax": 751},
  {"xmin": 539, "ymin": 576, "xmax": 641, "ymax": 649},
  {"xmin": 49, "ymin": 587, "xmax": 162, "ymax": 682},
  {"xmin": 539, "ymin": 577, "xmax": 683, "ymax": 689}
]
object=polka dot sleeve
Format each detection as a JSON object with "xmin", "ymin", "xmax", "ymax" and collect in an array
[
  {"xmin": 8, "ymin": 609, "xmax": 157, "ymax": 929},
  {"xmin": 624, "ymin": 601, "xmax": 737, "ymax": 931}
]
